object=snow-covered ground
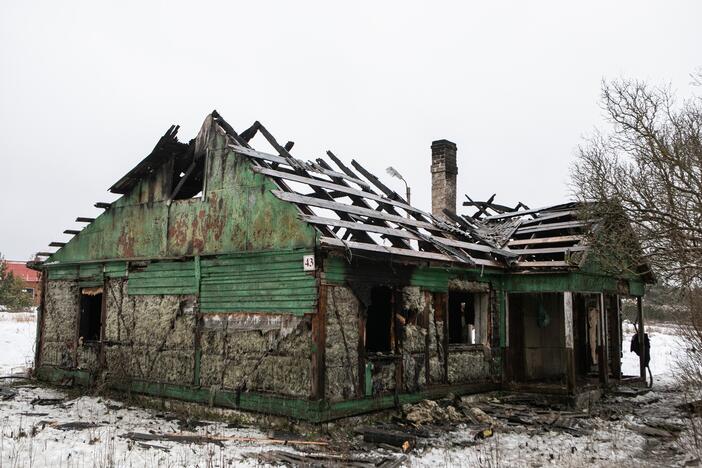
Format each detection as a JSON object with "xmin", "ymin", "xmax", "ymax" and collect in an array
[
  {"xmin": 0, "ymin": 313, "xmax": 694, "ymax": 467},
  {"xmin": 0, "ymin": 311, "xmax": 36, "ymax": 376}
]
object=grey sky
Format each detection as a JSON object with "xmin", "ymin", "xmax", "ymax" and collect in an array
[{"xmin": 1, "ymin": 1, "xmax": 700, "ymax": 261}]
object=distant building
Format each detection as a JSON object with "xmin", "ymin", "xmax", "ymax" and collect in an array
[{"xmin": 5, "ymin": 261, "xmax": 41, "ymax": 305}]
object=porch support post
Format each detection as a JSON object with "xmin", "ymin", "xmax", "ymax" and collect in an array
[
  {"xmin": 503, "ymin": 293, "xmax": 512, "ymax": 383},
  {"xmin": 637, "ymin": 296, "xmax": 646, "ymax": 380},
  {"xmin": 598, "ymin": 293, "xmax": 609, "ymax": 386},
  {"xmin": 564, "ymin": 292, "xmax": 575, "ymax": 394},
  {"xmin": 612, "ymin": 295, "xmax": 622, "ymax": 380}
]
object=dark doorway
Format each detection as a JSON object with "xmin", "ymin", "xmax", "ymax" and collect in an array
[
  {"xmin": 365, "ymin": 286, "xmax": 393, "ymax": 353},
  {"xmin": 79, "ymin": 291, "xmax": 102, "ymax": 342},
  {"xmin": 573, "ymin": 293, "xmax": 600, "ymax": 379}
]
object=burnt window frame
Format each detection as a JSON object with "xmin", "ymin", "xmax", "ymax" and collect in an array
[
  {"xmin": 448, "ymin": 289, "xmax": 490, "ymax": 348},
  {"xmin": 79, "ymin": 287, "xmax": 103, "ymax": 344}
]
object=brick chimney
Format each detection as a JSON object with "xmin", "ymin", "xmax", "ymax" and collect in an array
[{"xmin": 431, "ymin": 139, "xmax": 458, "ymax": 220}]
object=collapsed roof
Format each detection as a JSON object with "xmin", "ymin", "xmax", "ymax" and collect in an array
[
  {"xmin": 461, "ymin": 199, "xmax": 591, "ymax": 269},
  {"xmin": 203, "ymin": 112, "xmax": 514, "ymax": 268}
]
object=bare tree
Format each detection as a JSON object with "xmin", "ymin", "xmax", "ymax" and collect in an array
[
  {"xmin": 571, "ymin": 79, "xmax": 702, "ymax": 287},
  {"xmin": 572, "ymin": 77, "xmax": 702, "ymax": 454}
]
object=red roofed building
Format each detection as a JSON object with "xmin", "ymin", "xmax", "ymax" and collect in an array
[{"xmin": 4, "ymin": 261, "xmax": 42, "ymax": 305}]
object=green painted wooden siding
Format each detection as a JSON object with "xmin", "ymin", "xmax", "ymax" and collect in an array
[
  {"xmin": 199, "ymin": 250, "xmax": 316, "ymax": 315},
  {"xmin": 128, "ymin": 260, "xmax": 198, "ymax": 295},
  {"xmin": 45, "ymin": 130, "xmax": 315, "ymax": 265}
]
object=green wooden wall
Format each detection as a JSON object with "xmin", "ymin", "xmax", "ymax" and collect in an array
[{"xmin": 45, "ymin": 130, "xmax": 316, "ymax": 264}]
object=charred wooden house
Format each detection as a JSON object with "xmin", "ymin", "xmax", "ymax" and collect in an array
[{"xmin": 31, "ymin": 112, "xmax": 653, "ymax": 421}]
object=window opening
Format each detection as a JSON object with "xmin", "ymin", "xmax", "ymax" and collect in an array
[
  {"xmin": 365, "ymin": 286, "xmax": 393, "ymax": 353},
  {"xmin": 79, "ymin": 287, "xmax": 103, "ymax": 343}
]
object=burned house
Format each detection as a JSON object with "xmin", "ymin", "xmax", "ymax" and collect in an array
[{"xmin": 30, "ymin": 112, "xmax": 653, "ymax": 422}]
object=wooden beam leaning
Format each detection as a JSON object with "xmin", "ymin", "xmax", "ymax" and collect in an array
[
  {"xmin": 167, "ymin": 157, "xmax": 199, "ymax": 204},
  {"xmin": 322, "ymin": 151, "xmax": 446, "ymax": 249},
  {"xmin": 311, "ymin": 156, "xmax": 413, "ymax": 249}
]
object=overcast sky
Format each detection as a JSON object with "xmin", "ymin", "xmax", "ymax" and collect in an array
[{"xmin": 1, "ymin": 1, "xmax": 700, "ymax": 260}]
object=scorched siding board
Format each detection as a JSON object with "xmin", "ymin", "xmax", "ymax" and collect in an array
[
  {"xmin": 127, "ymin": 260, "xmax": 197, "ymax": 295},
  {"xmin": 199, "ymin": 249, "xmax": 316, "ymax": 315}
]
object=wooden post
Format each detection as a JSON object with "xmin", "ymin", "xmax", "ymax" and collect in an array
[
  {"xmin": 504, "ymin": 293, "xmax": 511, "ymax": 383},
  {"xmin": 34, "ymin": 270, "xmax": 48, "ymax": 370},
  {"xmin": 598, "ymin": 293, "xmax": 609, "ymax": 386},
  {"xmin": 637, "ymin": 296, "xmax": 646, "ymax": 380},
  {"xmin": 564, "ymin": 292, "xmax": 576, "ymax": 394},
  {"xmin": 611, "ymin": 295, "xmax": 622, "ymax": 380},
  {"xmin": 311, "ymin": 284, "xmax": 327, "ymax": 400}
]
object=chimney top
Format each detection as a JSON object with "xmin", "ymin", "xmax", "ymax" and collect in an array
[{"xmin": 431, "ymin": 139, "xmax": 457, "ymax": 150}]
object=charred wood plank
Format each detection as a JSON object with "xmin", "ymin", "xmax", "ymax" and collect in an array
[
  {"xmin": 302, "ymin": 215, "xmax": 497, "ymax": 254},
  {"xmin": 362, "ymin": 428, "xmax": 416, "ymax": 451},
  {"xmin": 320, "ymin": 237, "xmax": 502, "ymax": 267},
  {"xmin": 252, "ymin": 166, "xmax": 425, "ymax": 216},
  {"xmin": 273, "ymin": 191, "xmax": 436, "ymax": 230},
  {"xmin": 472, "ymin": 193, "xmax": 497, "ymax": 218},
  {"xmin": 350, "ymin": 159, "xmax": 401, "ymax": 201},
  {"xmin": 513, "ymin": 260, "xmax": 572, "ymax": 268},
  {"xmin": 486, "ymin": 202, "xmax": 578, "ymax": 220},
  {"xmin": 516, "ymin": 220, "xmax": 588, "ymax": 235},
  {"xmin": 519, "ymin": 210, "xmax": 578, "ymax": 226},
  {"xmin": 310, "ymin": 155, "xmax": 415, "ymax": 249},
  {"xmin": 507, "ymin": 245, "xmax": 588, "ymax": 255},
  {"xmin": 211, "ymin": 110, "xmax": 249, "ymax": 147},
  {"xmin": 229, "ymin": 145, "xmax": 370, "ymax": 188},
  {"xmin": 167, "ymin": 157, "xmax": 199, "ymax": 203},
  {"xmin": 508, "ymin": 235, "xmax": 583, "ymax": 246}
]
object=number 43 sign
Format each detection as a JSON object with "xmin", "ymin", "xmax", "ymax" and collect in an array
[{"xmin": 303, "ymin": 255, "xmax": 315, "ymax": 271}]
